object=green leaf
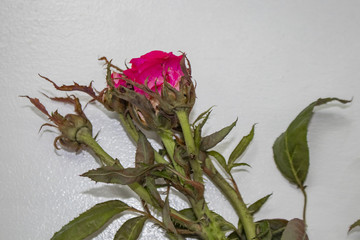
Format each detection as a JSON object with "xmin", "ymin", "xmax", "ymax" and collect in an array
[
  {"xmin": 208, "ymin": 151, "xmax": 228, "ymax": 172},
  {"xmin": 230, "ymin": 163, "xmax": 251, "ymax": 171},
  {"xmin": 114, "ymin": 216, "xmax": 147, "ymax": 240},
  {"xmin": 193, "ymin": 106, "xmax": 214, "ymax": 126},
  {"xmin": 178, "ymin": 208, "xmax": 196, "ymax": 221},
  {"xmin": 194, "ymin": 108, "xmax": 212, "ymax": 149},
  {"xmin": 200, "ymin": 119, "xmax": 237, "ymax": 151},
  {"xmin": 211, "ymin": 211, "xmax": 237, "ymax": 232},
  {"xmin": 349, "ymin": 219, "xmax": 360, "ymax": 232},
  {"xmin": 51, "ymin": 200, "xmax": 130, "ymax": 240},
  {"xmin": 256, "ymin": 221, "xmax": 272, "ymax": 240},
  {"xmin": 81, "ymin": 164, "xmax": 165, "ymax": 185},
  {"xmin": 273, "ymin": 98, "xmax": 350, "ymax": 187},
  {"xmin": 135, "ymin": 133, "xmax": 154, "ymax": 166},
  {"xmin": 281, "ymin": 218, "xmax": 308, "ymax": 240},
  {"xmin": 248, "ymin": 194, "xmax": 272, "ymax": 215},
  {"xmin": 227, "ymin": 231, "xmax": 241, "ymax": 240},
  {"xmin": 228, "ymin": 124, "xmax": 255, "ymax": 169}
]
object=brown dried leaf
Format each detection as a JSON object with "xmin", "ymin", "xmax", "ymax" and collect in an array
[
  {"xmin": 39, "ymin": 74, "xmax": 100, "ymax": 101},
  {"xmin": 21, "ymin": 95, "xmax": 50, "ymax": 117}
]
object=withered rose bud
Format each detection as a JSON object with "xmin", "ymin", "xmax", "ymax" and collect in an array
[
  {"xmin": 23, "ymin": 95, "xmax": 92, "ymax": 151},
  {"xmin": 102, "ymin": 89, "xmax": 127, "ymax": 114},
  {"xmin": 58, "ymin": 114, "xmax": 92, "ymax": 143}
]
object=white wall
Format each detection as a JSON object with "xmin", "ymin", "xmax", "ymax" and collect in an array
[{"xmin": 1, "ymin": 0, "xmax": 360, "ymax": 239}]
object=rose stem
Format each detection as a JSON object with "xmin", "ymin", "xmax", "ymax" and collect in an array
[
  {"xmin": 175, "ymin": 109, "xmax": 202, "ymax": 183},
  {"xmin": 203, "ymin": 157, "xmax": 257, "ymax": 240},
  {"xmin": 75, "ymin": 126, "xmax": 198, "ymax": 233}
]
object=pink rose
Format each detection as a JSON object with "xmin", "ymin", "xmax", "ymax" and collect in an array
[
  {"xmin": 111, "ymin": 72, "xmax": 126, "ymax": 88},
  {"xmin": 123, "ymin": 50, "xmax": 184, "ymax": 95}
]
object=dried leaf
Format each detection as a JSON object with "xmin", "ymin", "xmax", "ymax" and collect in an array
[
  {"xmin": 21, "ymin": 96, "xmax": 50, "ymax": 117},
  {"xmin": 39, "ymin": 74, "xmax": 100, "ymax": 101}
]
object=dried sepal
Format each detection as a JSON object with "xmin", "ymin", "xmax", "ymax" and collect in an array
[{"xmin": 39, "ymin": 74, "xmax": 102, "ymax": 102}]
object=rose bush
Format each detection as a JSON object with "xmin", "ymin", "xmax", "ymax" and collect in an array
[{"xmin": 111, "ymin": 50, "xmax": 184, "ymax": 95}]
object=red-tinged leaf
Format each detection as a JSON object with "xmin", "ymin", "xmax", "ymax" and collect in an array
[
  {"xmin": 81, "ymin": 164, "xmax": 165, "ymax": 185},
  {"xmin": 145, "ymin": 177, "xmax": 163, "ymax": 207},
  {"xmin": 135, "ymin": 133, "xmax": 154, "ymax": 167},
  {"xmin": 163, "ymin": 193, "xmax": 178, "ymax": 235},
  {"xmin": 281, "ymin": 218, "xmax": 308, "ymax": 240},
  {"xmin": 114, "ymin": 216, "xmax": 147, "ymax": 240},
  {"xmin": 349, "ymin": 219, "xmax": 360, "ymax": 232},
  {"xmin": 51, "ymin": 200, "xmax": 130, "ymax": 240}
]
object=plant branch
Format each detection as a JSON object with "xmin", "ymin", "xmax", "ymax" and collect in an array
[{"xmin": 203, "ymin": 157, "xmax": 257, "ymax": 240}]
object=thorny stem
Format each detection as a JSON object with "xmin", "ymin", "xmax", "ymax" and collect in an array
[
  {"xmin": 176, "ymin": 109, "xmax": 203, "ymax": 184},
  {"xmin": 75, "ymin": 127, "xmax": 199, "ymax": 233},
  {"xmin": 76, "ymin": 127, "xmax": 155, "ymax": 206},
  {"xmin": 158, "ymin": 129, "xmax": 186, "ymax": 179},
  {"xmin": 204, "ymin": 158, "xmax": 258, "ymax": 240},
  {"xmin": 119, "ymin": 112, "xmax": 226, "ymax": 239}
]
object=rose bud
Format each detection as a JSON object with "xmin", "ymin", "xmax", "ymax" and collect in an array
[
  {"xmin": 109, "ymin": 51, "xmax": 195, "ymax": 130},
  {"xmin": 22, "ymin": 95, "xmax": 93, "ymax": 151}
]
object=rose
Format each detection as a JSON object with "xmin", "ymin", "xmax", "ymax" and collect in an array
[
  {"xmin": 110, "ymin": 72, "xmax": 126, "ymax": 88},
  {"xmin": 111, "ymin": 51, "xmax": 184, "ymax": 95}
]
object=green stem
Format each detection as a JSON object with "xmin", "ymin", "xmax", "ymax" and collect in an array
[
  {"xmin": 204, "ymin": 158, "xmax": 257, "ymax": 240},
  {"xmin": 76, "ymin": 127, "xmax": 115, "ymax": 166},
  {"xmin": 76, "ymin": 127, "xmax": 155, "ymax": 206},
  {"xmin": 301, "ymin": 186, "xmax": 308, "ymax": 226},
  {"xmin": 158, "ymin": 129, "xmax": 187, "ymax": 185},
  {"xmin": 176, "ymin": 109, "xmax": 202, "ymax": 183},
  {"xmin": 118, "ymin": 113, "xmax": 139, "ymax": 142},
  {"xmin": 76, "ymin": 127, "xmax": 200, "ymax": 233}
]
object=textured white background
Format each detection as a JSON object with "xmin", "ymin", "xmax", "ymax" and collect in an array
[{"xmin": 1, "ymin": 0, "xmax": 360, "ymax": 239}]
